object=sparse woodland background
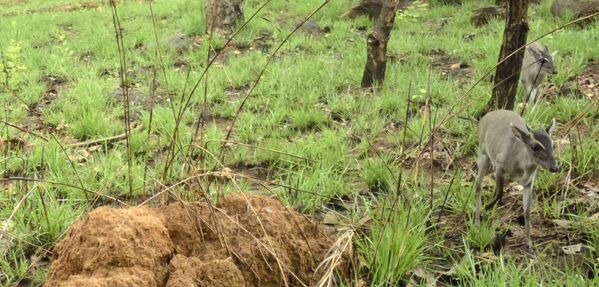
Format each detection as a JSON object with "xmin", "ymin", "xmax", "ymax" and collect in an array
[{"xmin": 0, "ymin": 0, "xmax": 598, "ymax": 286}]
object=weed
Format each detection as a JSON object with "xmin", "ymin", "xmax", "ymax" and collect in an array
[
  {"xmin": 465, "ymin": 213, "xmax": 499, "ymax": 251},
  {"xmin": 358, "ymin": 198, "xmax": 428, "ymax": 285}
]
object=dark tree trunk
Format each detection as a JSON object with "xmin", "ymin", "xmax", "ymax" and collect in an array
[
  {"xmin": 206, "ymin": 0, "xmax": 244, "ymax": 35},
  {"xmin": 361, "ymin": 0, "xmax": 398, "ymax": 89},
  {"xmin": 484, "ymin": 0, "xmax": 529, "ymax": 113}
]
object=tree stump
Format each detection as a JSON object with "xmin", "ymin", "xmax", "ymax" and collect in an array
[
  {"xmin": 483, "ymin": 0, "xmax": 529, "ymax": 113},
  {"xmin": 361, "ymin": 0, "xmax": 398, "ymax": 89},
  {"xmin": 206, "ymin": 0, "xmax": 244, "ymax": 35}
]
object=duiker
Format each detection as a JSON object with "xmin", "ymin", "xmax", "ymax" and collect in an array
[
  {"xmin": 521, "ymin": 42, "xmax": 558, "ymax": 105},
  {"xmin": 475, "ymin": 109, "xmax": 560, "ymax": 249}
]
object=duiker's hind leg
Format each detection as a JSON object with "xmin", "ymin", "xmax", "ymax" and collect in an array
[
  {"xmin": 475, "ymin": 154, "xmax": 490, "ymax": 226},
  {"xmin": 485, "ymin": 167, "xmax": 504, "ymax": 210}
]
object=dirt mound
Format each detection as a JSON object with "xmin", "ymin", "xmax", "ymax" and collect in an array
[{"xmin": 45, "ymin": 193, "xmax": 337, "ymax": 287}]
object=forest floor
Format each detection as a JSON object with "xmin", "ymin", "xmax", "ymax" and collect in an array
[{"xmin": 0, "ymin": 0, "xmax": 598, "ymax": 286}]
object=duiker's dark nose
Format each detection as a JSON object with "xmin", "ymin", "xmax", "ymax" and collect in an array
[
  {"xmin": 550, "ymin": 166, "xmax": 560, "ymax": 173},
  {"xmin": 552, "ymin": 70, "xmax": 558, "ymax": 75}
]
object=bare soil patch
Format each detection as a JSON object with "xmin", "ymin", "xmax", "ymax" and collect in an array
[
  {"xmin": 0, "ymin": 0, "xmax": 28, "ymax": 8},
  {"xmin": 23, "ymin": 75, "xmax": 68, "ymax": 132},
  {"xmin": 546, "ymin": 59, "xmax": 599, "ymax": 102},
  {"xmin": 45, "ymin": 193, "xmax": 337, "ymax": 287},
  {"xmin": 427, "ymin": 49, "xmax": 475, "ymax": 86},
  {"xmin": 1, "ymin": 1, "xmax": 101, "ymax": 17},
  {"xmin": 577, "ymin": 60, "xmax": 599, "ymax": 99}
]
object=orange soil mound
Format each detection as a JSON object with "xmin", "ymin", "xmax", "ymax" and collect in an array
[{"xmin": 45, "ymin": 193, "xmax": 336, "ymax": 287}]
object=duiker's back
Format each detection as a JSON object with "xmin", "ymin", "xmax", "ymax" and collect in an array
[{"xmin": 479, "ymin": 110, "xmax": 525, "ymax": 150}]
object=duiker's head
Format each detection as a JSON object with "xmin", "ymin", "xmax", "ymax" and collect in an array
[
  {"xmin": 511, "ymin": 119, "xmax": 560, "ymax": 173},
  {"xmin": 529, "ymin": 45, "xmax": 558, "ymax": 75}
]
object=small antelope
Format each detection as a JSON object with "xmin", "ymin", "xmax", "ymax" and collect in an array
[
  {"xmin": 475, "ymin": 110, "xmax": 560, "ymax": 249},
  {"xmin": 521, "ymin": 42, "xmax": 558, "ymax": 105}
]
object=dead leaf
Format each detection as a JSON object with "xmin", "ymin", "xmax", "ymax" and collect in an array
[
  {"xmin": 56, "ymin": 121, "xmax": 66, "ymax": 131},
  {"xmin": 582, "ymin": 189, "xmax": 599, "ymax": 199},
  {"xmin": 410, "ymin": 267, "xmax": 438, "ymax": 287},
  {"xmin": 322, "ymin": 211, "xmax": 343, "ymax": 225},
  {"xmin": 562, "ymin": 243, "xmax": 582, "ymax": 255},
  {"xmin": 355, "ymin": 215, "xmax": 372, "ymax": 230},
  {"xmin": 450, "ymin": 62, "xmax": 462, "ymax": 70},
  {"xmin": 583, "ymin": 182, "xmax": 598, "ymax": 193},
  {"xmin": 552, "ymin": 219, "xmax": 572, "ymax": 228},
  {"xmin": 478, "ymin": 252, "xmax": 498, "ymax": 262}
]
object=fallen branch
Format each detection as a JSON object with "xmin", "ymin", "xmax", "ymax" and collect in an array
[{"xmin": 67, "ymin": 125, "xmax": 143, "ymax": 148}]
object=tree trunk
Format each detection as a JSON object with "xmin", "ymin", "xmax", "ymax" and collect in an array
[
  {"xmin": 206, "ymin": 0, "xmax": 244, "ymax": 35},
  {"xmin": 484, "ymin": 0, "xmax": 529, "ymax": 113},
  {"xmin": 361, "ymin": 0, "xmax": 398, "ymax": 89}
]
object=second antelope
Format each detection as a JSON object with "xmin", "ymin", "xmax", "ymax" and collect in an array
[{"xmin": 521, "ymin": 42, "xmax": 558, "ymax": 106}]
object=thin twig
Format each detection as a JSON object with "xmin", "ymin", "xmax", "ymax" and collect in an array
[
  {"xmin": 67, "ymin": 125, "xmax": 143, "ymax": 148},
  {"xmin": 109, "ymin": 0, "xmax": 134, "ymax": 197}
]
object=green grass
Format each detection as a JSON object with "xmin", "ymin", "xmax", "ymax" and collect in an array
[
  {"xmin": 357, "ymin": 196, "xmax": 429, "ymax": 286},
  {"xmin": 1, "ymin": 0, "xmax": 598, "ymax": 285}
]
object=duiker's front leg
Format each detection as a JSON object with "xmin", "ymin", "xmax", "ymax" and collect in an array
[
  {"xmin": 523, "ymin": 184, "xmax": 534, "ymax": 249},
  {"xmin": 485, "ymin": 168, "xmax": 504, "ymax": 210},
  {"xmin": 528, "ymin": 88, "xmax": 538, "ymax": 106},
  {"xmin": 475, "ymin": 154, "xmax": 490, "ymax": 226},
  {"xmin": 523, "ymin": 83, "xmax": 532, "ymax": 104}
]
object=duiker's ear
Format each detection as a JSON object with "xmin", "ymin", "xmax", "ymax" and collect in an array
[
  {"xmin": 546, "ymin": 118, "xmax": 557, "ymax": 134},
  {"xmin": 528, "ymin": 46, "xmax": 541, "ymax": 59},
  {"xmin": 526, "ymin": 124, "xmax": 534, "ymax": 133},
  {"xmin": 511, "ymin": 123, "xmax": 532, "ymax": 143}
]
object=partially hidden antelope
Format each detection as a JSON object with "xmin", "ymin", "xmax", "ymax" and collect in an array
[
  {"xmin": 521, "ymin": 42, "xmax": 558, "ymax": 106},
  {"xmin": 475, "ymin": 109, "xmax": 560, "ymax": 249}
]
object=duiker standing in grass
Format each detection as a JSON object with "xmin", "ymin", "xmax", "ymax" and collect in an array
[
  {"xmin": 475, "ymin": 109, "xmax": 560, "ymax": 249},
  {"xmin": 521, "ymin": 42, "xmax": 558, "ymax": 105}
]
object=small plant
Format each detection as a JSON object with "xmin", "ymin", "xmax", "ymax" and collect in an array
[
  {"xmin": 454, "ymin": 247, "xmax": 543, "ymax": 287},
  {"xmin": 396, "ymin": 1, "xmax": 429, "ymax": 23},
  {"xmin": 289, "ymin": 108, "xmax": 328, "ymax": 131},
  {"xmin": 466, "ymin": 213, "xmax": 498, "ymax": 250},
  {"xmin": 30, "ymin": 194, "xmax": 82, "ymax": 245},
  {"xmin": 0, "ymin": 249, "xmax": 29, "ymax": 284},
  {"xmin": 0, "ymin": 39, "xmax": 27, "ymax": 92},
  {"xmin": 361, "ymin": 158, "xmax": 393, "ymax": 193},
  {"xmin": 358, "ymin": 198, "xmax": 428, "ymax": 286},
  {"xmin": 561, "ymin": 136, "xmax": 599, "ymax": 176}
]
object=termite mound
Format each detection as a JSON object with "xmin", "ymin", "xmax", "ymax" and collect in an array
[{"xmin": 44, "ymin": 193, "xmax": 337, "ymax": 287}]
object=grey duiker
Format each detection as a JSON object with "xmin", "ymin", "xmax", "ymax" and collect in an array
[
  {"xmin": 521, "ymin": 42, "xmax": 558, "ymax": 106},
  {"xmin": 475, "ymin": 109, "xmax": 559, "ymax": 249}
]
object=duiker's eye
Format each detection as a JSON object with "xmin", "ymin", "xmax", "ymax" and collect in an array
[{"xmin": 532, "ymin": 144, "xmax": 543, "ymax": 152}]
